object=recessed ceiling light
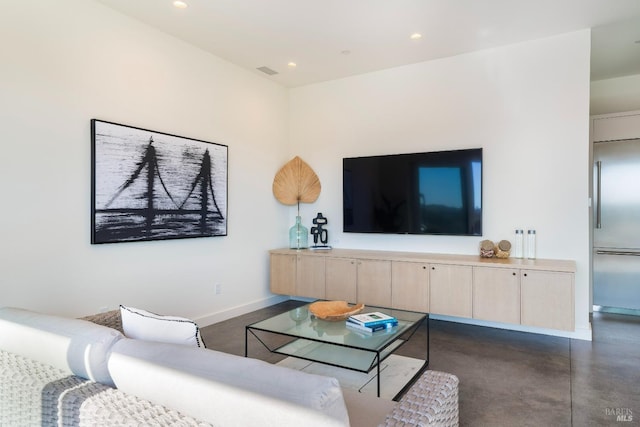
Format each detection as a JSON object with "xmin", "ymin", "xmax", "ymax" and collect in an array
[
  {"xmin": 410, "ymin": 33, "xmax": 422, "ymax": 40},
  {"xmin": 287, "ymin": 62, "xmax": 297, "ymax": 68},
  {"xmin": 173, "ymin": 1, "xmax": 188, "ymax": 9}
]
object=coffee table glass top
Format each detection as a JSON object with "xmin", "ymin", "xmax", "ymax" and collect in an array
[{"xmin": 247, "ymin": 303, "xmax": 425, "ymax": 354}]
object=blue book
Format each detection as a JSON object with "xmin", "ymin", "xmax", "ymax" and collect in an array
[
  {"xmin": 348, "ymin": 311, "xmax": 397, "ymax": 327},
  {"xmin": 346, "ymin": 318, "xmax": 398, "ymax": 333}
]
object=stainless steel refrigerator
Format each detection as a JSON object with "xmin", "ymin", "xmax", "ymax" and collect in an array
[{"xmin": 593, "ymin": 138, "xmax": 640, "ymax": 311}]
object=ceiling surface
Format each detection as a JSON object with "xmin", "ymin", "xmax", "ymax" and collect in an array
[{"xmin": 96, "ymin": 0, "xmax": 640, "ymax": 87}]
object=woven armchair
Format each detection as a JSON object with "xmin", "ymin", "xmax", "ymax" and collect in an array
[{"xmin": 81, "ymin": 310, "xmax": 123, "ymax": 334}]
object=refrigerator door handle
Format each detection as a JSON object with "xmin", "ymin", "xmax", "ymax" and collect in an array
[
  {"xmin": 595, "ymin": 160, "xmax": 602, "ymax": 229},
  {"xmin": 596, "ymin": 250, "xmax": 640, "ymax": 256}
]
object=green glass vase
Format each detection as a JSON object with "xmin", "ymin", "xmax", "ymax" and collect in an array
[{"xmin": 289, "ymin": 216, "xmax": 309, "ymax": 249}]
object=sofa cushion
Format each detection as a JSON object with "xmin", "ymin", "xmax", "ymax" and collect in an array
[
  {"xmin": 120, "ymin": 305, "xmax": 205, "ymax": 348},
  {"xmin": 0, "ymin": 307, "xmax": 123, "ymax": 386},
  {"xmin": 108, "ymin": 339, "xmax": 349, "ymax": 426}
]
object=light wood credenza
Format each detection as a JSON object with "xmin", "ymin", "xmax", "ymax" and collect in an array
[{"xmin": 270, "ymin": 248, "xmax": 576, "ymax": 332}]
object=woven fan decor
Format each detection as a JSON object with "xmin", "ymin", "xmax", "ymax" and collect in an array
[{"xmin": 273, "ymin": 156, "xmax": 321, "ymax": 205}]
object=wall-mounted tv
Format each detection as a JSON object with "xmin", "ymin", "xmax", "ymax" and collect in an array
[{"xmin": 343, "ymin": 148, "xmax": 482, "ymax": 236}]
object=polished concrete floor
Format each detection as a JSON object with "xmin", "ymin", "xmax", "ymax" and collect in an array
[{"xmin": 201, "ymin": 300, "xmax": 640, "ymax": 426}]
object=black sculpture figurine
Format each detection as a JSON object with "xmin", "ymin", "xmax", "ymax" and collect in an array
[{"xmin": 310, "ymin": 213, "xmax": 331, "ymax": 249}]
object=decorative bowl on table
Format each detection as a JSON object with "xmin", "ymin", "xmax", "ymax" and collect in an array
[{"xmin": 308, "ymin": 301, "xmax": 365, "ymax": 321}]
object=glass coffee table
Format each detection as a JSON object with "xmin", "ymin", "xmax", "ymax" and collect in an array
[{"xmin": 245, "ymin": 303, "xmax": 428, "ymax": 398}]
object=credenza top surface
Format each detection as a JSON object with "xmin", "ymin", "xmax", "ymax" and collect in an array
[{"xmin": 270, "ymin": 248, "xmax": 576, "ymax": 273}]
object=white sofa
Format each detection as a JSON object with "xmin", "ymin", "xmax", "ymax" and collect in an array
[{"xmin": 0, "ymin": 307, "xmax": 459, "ymax": 426}]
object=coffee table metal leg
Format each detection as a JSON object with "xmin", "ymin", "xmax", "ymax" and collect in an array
[
  {"xmin": 376, "ymin": 352, "xmax": 381, "ymax": 397},
  {"xmin": 426, "ymin": 314, "xmax": 430, "ymax": 365},
  {"xmin": 244, "ymin": 327, "xmax": 248, "ymax": 357}
]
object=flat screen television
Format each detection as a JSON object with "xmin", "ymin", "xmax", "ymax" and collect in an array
[{"xmin": 343, "ymin": 148, "xmax": 482, "ymax": 235}]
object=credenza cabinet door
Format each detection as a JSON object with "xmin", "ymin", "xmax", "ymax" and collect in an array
[
  {"xmin": 521, "ymin": 270, "xmax": 574, "ymax": 331},
  {"xmin": 325, "ymin": 257, "xmax": 357, "ymax": 303},
  {"xmin": 430, "ymin": 264, "xmax": 473, "ymax": 318},
  {"xmin": 296, "ymin": 255, "xmax": 326, "ymax": 299},
  {"xmin": 356, "ymin": 259, "xmax": 392, "ymax": 307},
  {"xmin": 270, "ymin": 254, "xmax": 296, "ymax": 295},
  {"xmin": 391, "ymin": 261, "xmax": 429, "ymax": 312},
  {"xmin": 473, "ymin": 267, "xmax": 520, "ymax": 324}
]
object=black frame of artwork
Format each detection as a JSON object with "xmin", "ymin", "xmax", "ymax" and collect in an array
[{"xmin": 91, "ymin": 119, "xmax": 228, "ymax": 244}]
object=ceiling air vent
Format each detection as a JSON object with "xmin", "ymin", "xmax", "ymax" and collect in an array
[{"xmin": 257, "ymin": 66, "xmax": 278, "ymax": 76}]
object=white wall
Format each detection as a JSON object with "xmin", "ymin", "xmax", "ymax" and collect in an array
[
  {"xmin": 0, "ymin": 0, "xmax": 290, "ymax": 321},
  {"xmin": 0, "ymin": 1, "xmax": 594, "ymax": 338},
  {"xmin": 289, "ymin": 31, "xmax": 592, "ymax": 339},
  {"xmin": 591, "ymin": 74, "xmax": 640, "ymax": 115}
]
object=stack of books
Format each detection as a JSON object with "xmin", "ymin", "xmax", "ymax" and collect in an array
[{"xmin": 346, "ymin": 311, "xmax": 398, "ymax": 334}]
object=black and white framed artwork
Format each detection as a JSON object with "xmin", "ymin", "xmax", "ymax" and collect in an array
[{"xmin": 91, "ymin": 119, "xmax": 228, "ymax": 244}]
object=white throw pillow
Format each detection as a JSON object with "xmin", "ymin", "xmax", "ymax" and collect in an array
[{"xmin": 120, "ymin": 305, "xmax": 205, "ymax": 348}]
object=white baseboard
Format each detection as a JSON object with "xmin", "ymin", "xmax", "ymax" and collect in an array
[
  {"xmin": 572, "ymin": 325, "xmax": 593, "ymax": 341},
  {"xmin": 430, "ymin": 314, "xmax": 593, "ymax": 341},
  {"xmin": 195, "ymin": 295, "xmax": 290, "ymax": 327},
  {"xmin": 196, "ymin": 296, "xmax": 594, "ymax": 341}
]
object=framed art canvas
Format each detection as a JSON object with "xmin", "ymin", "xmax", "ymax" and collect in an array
[{"xmin": 91, "ymin": 119, "xmax": 228, "ymax": 244}]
